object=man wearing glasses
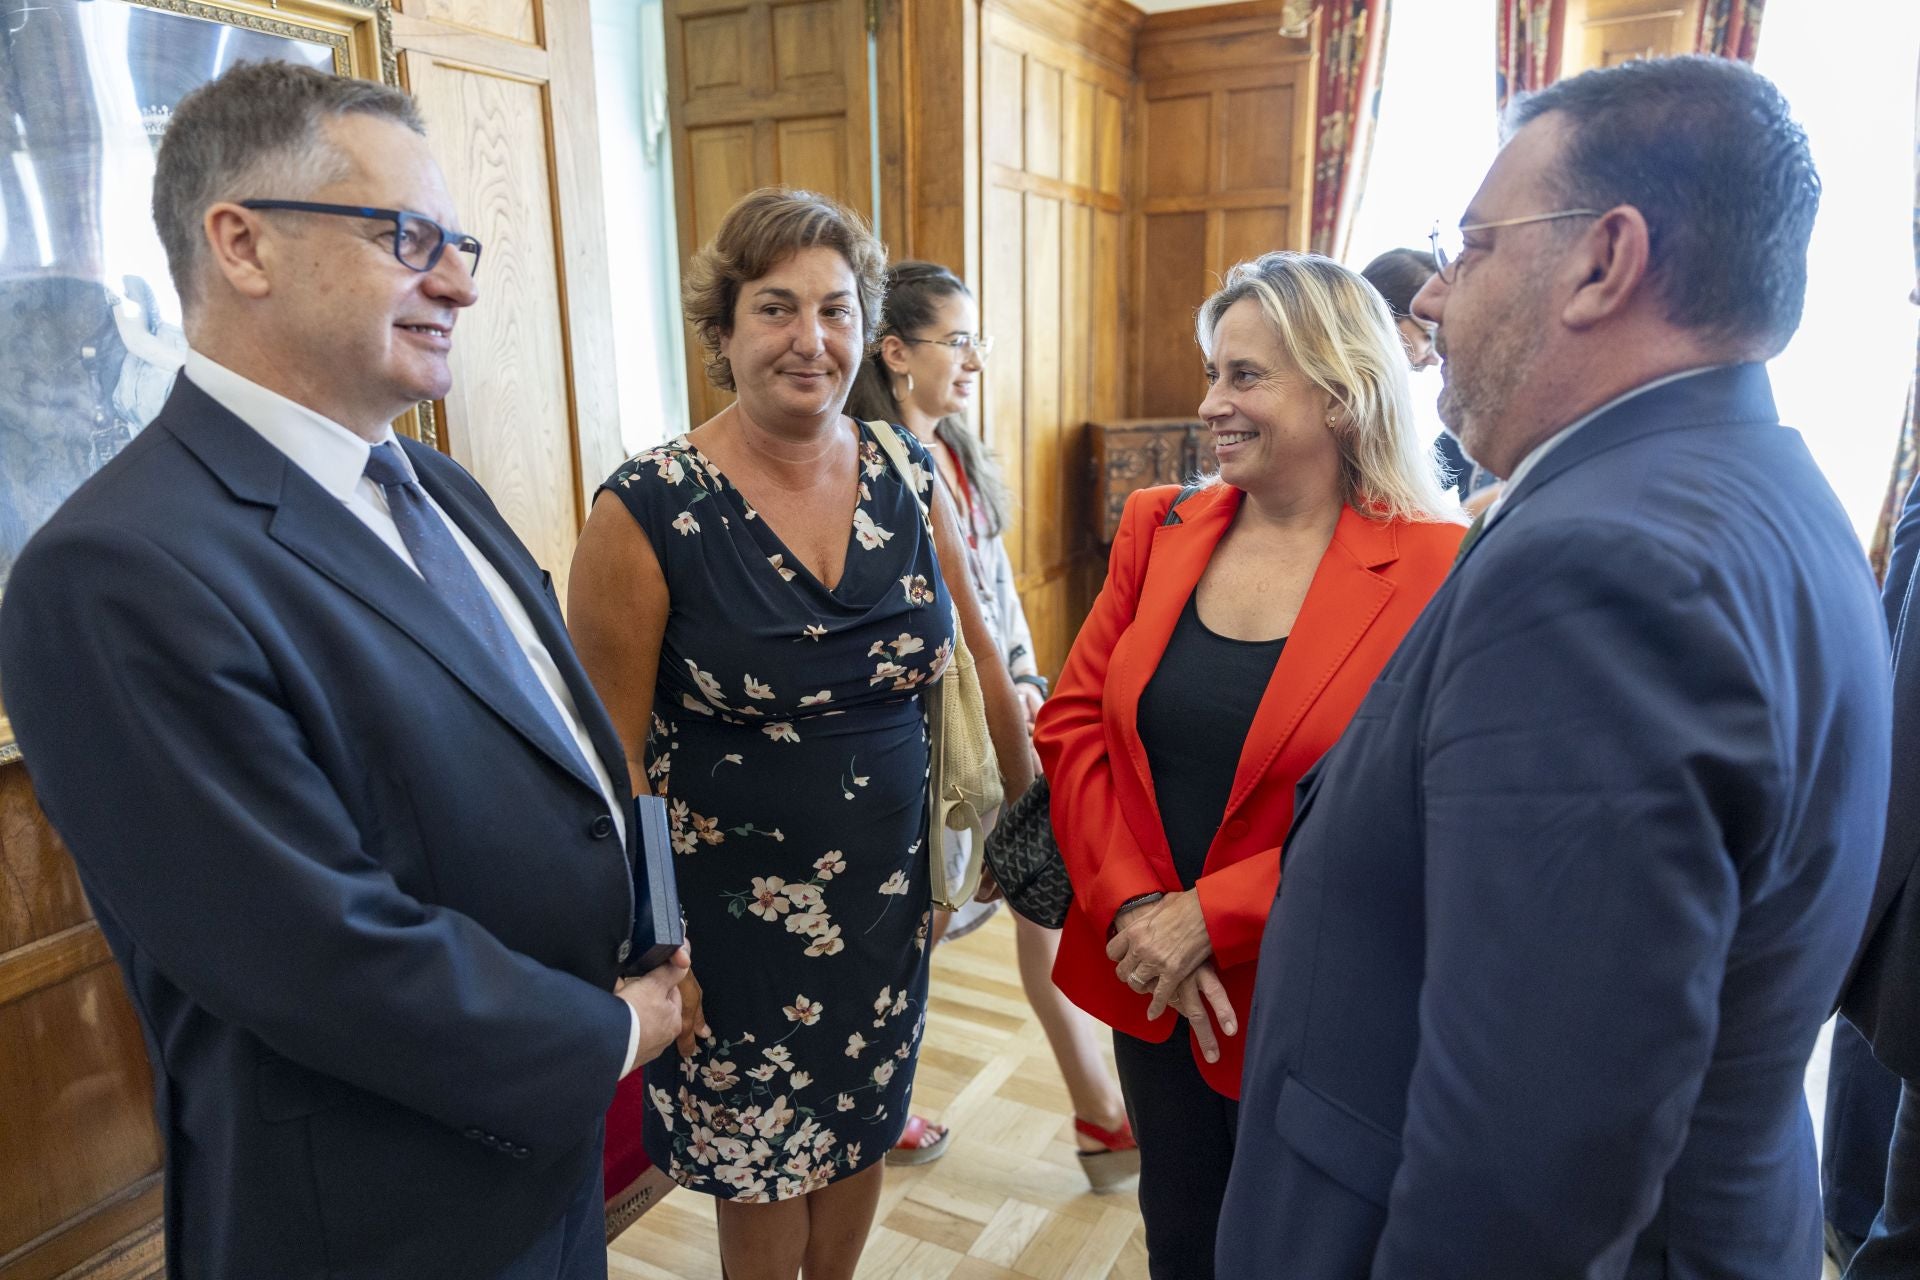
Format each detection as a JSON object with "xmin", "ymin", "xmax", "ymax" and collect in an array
[
  {"xmin": 0, "ymin": 61, "xmax": 685, "ymax": 1280},
  {"xmin": 1218, "ymin": 56, "xmax": 1890, "ymax": 1279}
]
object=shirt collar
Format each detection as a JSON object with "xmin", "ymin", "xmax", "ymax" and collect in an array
[
  {"xmin": 182, "ymin": 349, "xmax": 405, "ymax": 500},
  {"xmin": 1482, "ymin": 364, "xmax": 1728, "ymax": 525}
]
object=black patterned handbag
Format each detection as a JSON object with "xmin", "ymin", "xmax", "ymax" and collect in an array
[{"xmin": 982, "ymin": 775, "xmax": 1072, "ymax": 928}]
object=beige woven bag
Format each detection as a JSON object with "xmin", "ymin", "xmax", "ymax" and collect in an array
[{"xmin": 865, "ymin": 422, "xmax": 1003, "ymax": 909}]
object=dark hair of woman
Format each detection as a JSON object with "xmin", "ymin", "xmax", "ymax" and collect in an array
[
  {"xmin": 846, "ymin": 261, "xmax": 1012, "ymax": 537},
  {"xmin": 1359, "ymin": 247, "xmax": 1439, "ymax": 318}
]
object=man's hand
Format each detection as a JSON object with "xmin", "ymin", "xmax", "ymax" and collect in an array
[
  {"xmin": 616, "ymin": 945, "xmax": 690, "ymax": 1065},
  {"xmin": 1107, "ymin": 890, "xmax": 1212, "ymax": 1001},
  {"xmin": 1162, "ymin": 961, "xmax": 1238, "ymax": 1063}
]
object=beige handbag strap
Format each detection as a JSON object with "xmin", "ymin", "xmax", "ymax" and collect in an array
[
  {"xmin": 865, "ymin": 420, "xmax": 932, "ymax": 529},
  {"xmin": 865, "ymin": 422, "xmax": 993, "ymax": 908}
]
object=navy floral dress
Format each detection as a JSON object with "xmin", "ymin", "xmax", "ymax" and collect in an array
[{"xmin": 602, "ymin": 421, "xmax": 951, "ymax": 1202}]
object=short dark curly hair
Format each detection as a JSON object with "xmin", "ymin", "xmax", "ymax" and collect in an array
[
  {"xmin": 1510, "ymin": 55, "xmax": 1819, "ymax": 358},
  {"xmin": 681, "ymin": 187, "xmax": 888, "ymax": 391}
]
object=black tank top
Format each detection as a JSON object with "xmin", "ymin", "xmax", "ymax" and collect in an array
[{"xmin": 1136, "ymin": 593, "xmax": 1288, "ymax": 888}]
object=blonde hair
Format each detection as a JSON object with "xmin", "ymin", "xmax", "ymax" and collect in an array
[
  {"xmin": 681, "ymin": 186, "xmax": 888, "ymax": 392},
  {"xmin": 1196, "ymin": 252, "xmax": 1462, "ymax": 524}
]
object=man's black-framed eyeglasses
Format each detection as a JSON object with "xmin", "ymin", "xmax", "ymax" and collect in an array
[{"xmin": 240, "ymin": 200, "xmax": 483, "ymax": 278}]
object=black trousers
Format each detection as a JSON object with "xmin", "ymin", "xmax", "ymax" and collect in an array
[
  {"xmin": 1848, "ymin": 1081, "xmax": 1920, "ymax": 1278},
  {"xmin": 1113, "ymin": 1027, "xmax": 1239, "ymax": 1280},
  {"xmin": 1826, "ymin": 1017, "xmax": 1901, "ymax": 1246}
]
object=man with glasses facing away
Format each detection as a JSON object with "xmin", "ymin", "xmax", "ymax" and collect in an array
[
  {"xmin": 1217, "ymin": 55, "xmax": 1891, "ymax": 1279},
  {"xmin": 0, "ymin": 61, "xmax": 688, "ymax": 1280}
]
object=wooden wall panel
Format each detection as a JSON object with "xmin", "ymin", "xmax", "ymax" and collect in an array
[
  {"xmin": 977, "ymin": 1, "xmax": 1136, "ymax": 678},
  {"xmin": 1220, "ymin": 85, "xmax": 1293, "ymax": 191},
  {"xmin": 1145, "ymin": 94, "xmax": 1210, "ymax": 197},
  {"xmin": 0, "ymin": 764, "xmax": 162, "ymax": 1280},
  {"xmin": 1139, "ymin": 211, "xmax": 1208, "ymax": 417},
  {"xmin": 422, "ymin": 0, "xmax": 541, "ymax": 45},
  {"xmin": 410, "ymin": 60, "xmax": 584, "ymax": 603},
  {"xmin": 665, "ymin": 0, "xmax": 875, "ymax": 427},
  {"xmin": 1132, "ymin": 9, "xmax": 1313, "ymax": 422}
]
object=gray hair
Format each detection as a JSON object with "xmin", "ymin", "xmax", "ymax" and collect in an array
[
  {"xmin": 153, "ymin": 60, "xmax": 424, "ymax": 310},
  {"xmin": 1196, "ymin": 252, "xmax": 1461, "ymax": 525}
]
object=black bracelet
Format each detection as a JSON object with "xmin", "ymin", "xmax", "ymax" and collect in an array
[
  {"xmin": 1109, "ymin": 891, "xmax": 1165, "ymax": 937},
  {"xmin": 1013, "ymin": 673, "xmax": 1050, "ymax": 697}
]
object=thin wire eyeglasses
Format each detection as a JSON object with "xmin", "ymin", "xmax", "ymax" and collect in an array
[
  {"xmin": 902, "ymin": 334, "xmax": 995, "ymax": 359},
  {"xmin": 240, "ymin": 200, "xmax": 484, "ymax": 277},
  {"xmin": 1430, "ymin": 209, "xmax": 1603, "ymax": 284}
]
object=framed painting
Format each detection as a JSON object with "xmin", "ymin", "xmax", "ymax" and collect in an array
[{"xmin": 0, "ymin": 0, "xmax": 399, "ymax": 762}]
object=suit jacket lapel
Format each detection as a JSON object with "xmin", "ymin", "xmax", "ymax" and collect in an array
[
  {"xmin": 160, "ymin": 380, "xmax": 603, "ymax": 794},
  {"xmin": 1217, "ymin": 505, "xmax": 1397, "ymax": 827}
]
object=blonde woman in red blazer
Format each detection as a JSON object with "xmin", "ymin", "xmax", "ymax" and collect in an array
[{"xmin": 1034, "ymin": 251, "xmax": 1465, "ymax": 1280}]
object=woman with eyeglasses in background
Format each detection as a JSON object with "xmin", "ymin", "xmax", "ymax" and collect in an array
[{"xmin": 846, "ymin": 261, "xmax": 1139, "ymax": 1190}]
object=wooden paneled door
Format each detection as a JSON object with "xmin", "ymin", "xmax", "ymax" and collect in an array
[
  {"xmin": 390, "ymin": 0, "xmax": 623, "ymax": 604},
  {"xmin": 1132, "ymin": 7, "xmax": 1314, "ymax": 418},
  {"xmin": 978, "ymin": 0, "xmax": 1136, "ymax": 678},
  {"xmin": 663, "ymin": 0, "xmax": 879, "ymax": 427}
]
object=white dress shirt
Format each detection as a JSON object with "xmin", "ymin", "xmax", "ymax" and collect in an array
[
  {"xmin": 1479, "ymin": 365, "xmax": 1728, "ymax": 531},
  {"xmin": 183, "ymin": 351, "xmax": 644, "ymax": 1076}
]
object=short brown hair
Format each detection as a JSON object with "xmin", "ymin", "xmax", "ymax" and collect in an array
[
  {"xmin": 682, "ymin": 187, "xmax": 888, "ymax": 391},
  {"xmin": 154, "ymin": 60, "xmax": 424, "ymax": 311}
]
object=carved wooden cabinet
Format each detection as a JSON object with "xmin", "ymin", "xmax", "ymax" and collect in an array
[{"xmin": 1087, "ymin": 418, "xmax": 1217, "ymax": 543}]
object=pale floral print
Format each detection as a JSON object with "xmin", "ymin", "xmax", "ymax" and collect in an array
[{"xmin": 608, "ymin": 425, "xmax": 946, "ymax": 1202}]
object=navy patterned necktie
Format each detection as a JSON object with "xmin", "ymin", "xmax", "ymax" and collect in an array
[{"xmin": 363, "ymin": 442, "xmax": 591, "ymax": 776}]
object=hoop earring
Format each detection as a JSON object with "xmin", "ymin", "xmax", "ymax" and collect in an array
[{"xmin": 895, "ymin": 370, "xmax": 914, "ymax": 400}]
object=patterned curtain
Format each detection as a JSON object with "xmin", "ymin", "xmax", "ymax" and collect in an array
[
  {"xmin": 1309, "ymin": 0, "xmax": 1391, "ymax": 258},
  {"xmin": 1695, "ymin": 0, "xmax": 1766, "ymax": 61},
  {"xmin": 1867, "ymin": 53, "xmax": 1920, "ymax": 583},
  {"xmin": 1497, "ymin": 0, "xmax": 1567, "ymax": 114}
]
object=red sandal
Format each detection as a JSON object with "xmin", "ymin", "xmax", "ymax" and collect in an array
[
  {"xmin": 884, "ymin": 1113, "xmax": 952, "ymax": 1167},
  {"xmin": 1074, "ymin": 1116, "xmax": 1140, "ymax": 1192}
]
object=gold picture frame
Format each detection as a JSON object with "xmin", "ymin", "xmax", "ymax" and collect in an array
[{"xmin": 0, "ymin": 0, "xmax": 402, "ymax": 764}]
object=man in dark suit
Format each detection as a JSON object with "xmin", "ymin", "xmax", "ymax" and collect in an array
[
  {"xmin": 1836, "ymin": 379, "xmax": 1920, "ymax": 1274},
  {"xmin": 0, "ymin": 62, "xmax": 687, "ymax": 1279},
  {"xmin": 1215, "ymin": 56, "xmax": 1891, "ymax": 1279}
]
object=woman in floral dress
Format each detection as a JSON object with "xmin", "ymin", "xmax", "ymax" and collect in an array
[{"xmin": 568, "ymin": 188, "xmax": 1032, "ymax": 1280}]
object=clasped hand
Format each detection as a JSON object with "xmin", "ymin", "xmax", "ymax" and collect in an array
[
  {"xmin": 1106, "ymin": 892, "xmax": 1238, "ymax": 1062},
  {"xmin": 614, "ymin": 944, "xmax": 712, "ymax": 1063}
]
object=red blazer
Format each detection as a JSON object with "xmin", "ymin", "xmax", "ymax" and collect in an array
[{"xmin": 1035, "ymin": 483, "xmax": 1464, "ymax": 1097}]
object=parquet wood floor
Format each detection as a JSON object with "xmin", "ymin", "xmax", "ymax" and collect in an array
[{"xmin": 608, "ymin": 909, "xmax": 1150, "ymax": 1279}]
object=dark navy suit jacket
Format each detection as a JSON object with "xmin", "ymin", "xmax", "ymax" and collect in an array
[
  {"xmin": 0, "ymin": 378, "xmax": 636, "ymax": 1278},
  {"xmin": 1216, "ymin": 364, "xmax": 1891, "ymax": 1279},
  {"xmin": 1841, "ymin": 467, "xmax": 1920, "ymax": 1081}
]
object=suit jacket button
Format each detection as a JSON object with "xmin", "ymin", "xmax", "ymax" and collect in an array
[
  {"xmin": 617, "ymin": 939, "xmax": 633, "ymax": 963},
  {"xmin": 590, "ymin": 815, "xmax": 615, "ymax": 839},
  {"xmin": 1225, "ymin": 818, "xmax": 1249, "ymax": 839},
  {"xmin": 464, "ymin": 1127, "xmax": 484, "ymax": 1140}
]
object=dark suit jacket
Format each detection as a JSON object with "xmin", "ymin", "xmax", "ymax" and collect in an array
[
  {"xmin": 1841, "ymin": 469, "xmax": 1920, "ymax": 1080},
  {"xmin": 1217, "ymin": 364, "xmax": 1891, "ymax": 1279},
  {"xmin": 0, "ymin": 378, "xmax": 636, "ymax": 1279}
]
